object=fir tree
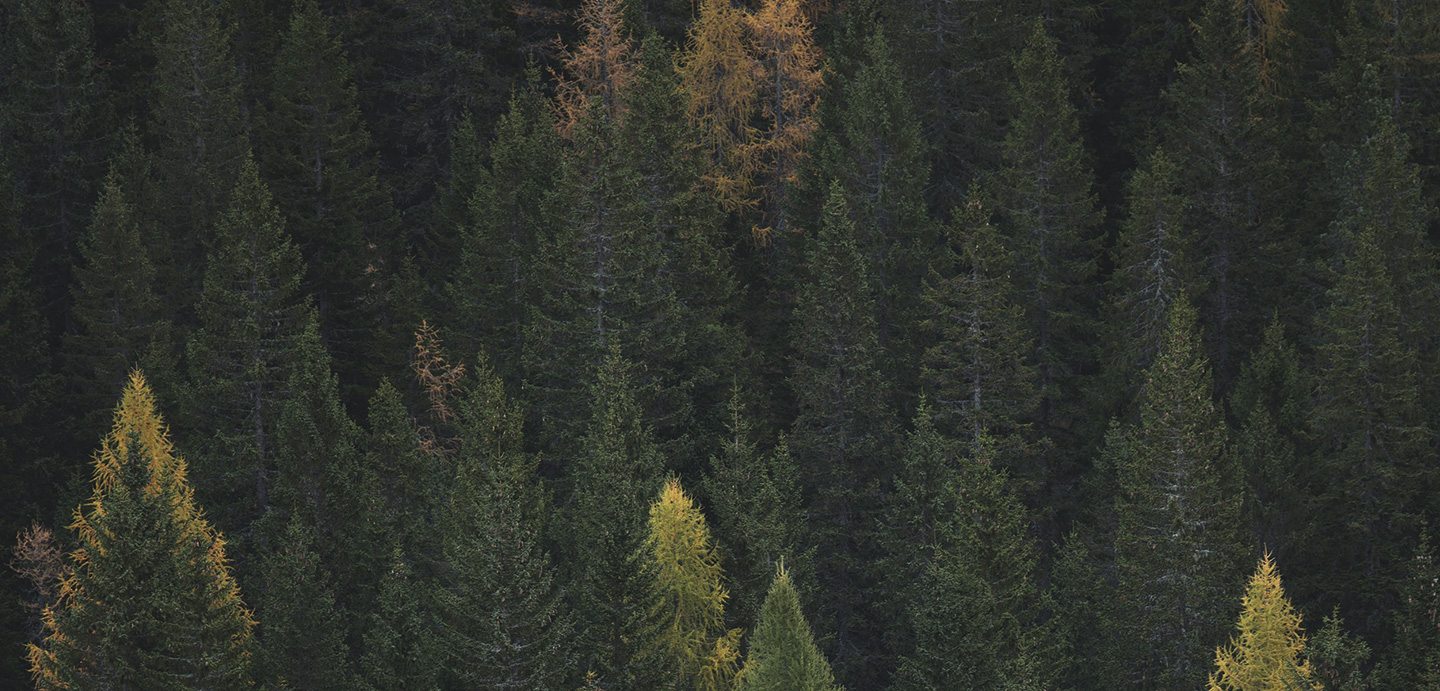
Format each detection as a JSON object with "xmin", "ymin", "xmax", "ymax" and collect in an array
[
  {"xmin": 788, "ymin": 181, "xmax": 894, "ymax": 683},
  {"xmin": 362, "ymin": 379, "xmax": 440, "ymax": 575},
  {"xmin": 253, "ymin": 510, "xmax": 351, "ymax": 691},
  {"xmin": 1207, "ymin": 553, "xmax": 1318, "ymax": 691},
  {"xmin": 738, "ymin": 564, "xmax": 842, "ymax": 691},
  {"xmin": 1113, "ymin": 296, "xmax": 1244, "ymax": 689},
  {"xmin": 1306, "ymin": 610, "xmax": 1370, "ymax": 691},
  {"xmin": 27, "ymin": 371, "xmax": 254, "ymax": 690},
  {"xmin": 1370, "ymin": 530, "xmax": 1440, "ymax": 690},
  {"xmin": 358, "ymin": 548, "xmax": 439, "ymax": 691}
]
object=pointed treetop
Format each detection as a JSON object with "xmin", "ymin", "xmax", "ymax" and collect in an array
[{"xmin": 1207, "ymin": 552, "xmax": 1318, "ymax": 691}]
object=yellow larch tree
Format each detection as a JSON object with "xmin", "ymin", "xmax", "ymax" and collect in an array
[
  {"xmin": 678, "ymin": 0, "xmax": 762, "ymax": 218},
  {"xmin": 749, "ymin": 0, "xmax": 823, "ymax": 244},
  {"xmin": 1208, "ymin": 552, "xmax": 1321, "ymax": 691},
  {"xmin": 554, "ymin": 0, "xmax": 638, "ymax": 138}
]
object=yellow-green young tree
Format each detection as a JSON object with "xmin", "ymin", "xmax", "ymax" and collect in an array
[
  {"xmin": 738, "ymin": 563, "xmax": 842, "ymax": 691},
  {"xmin": 678, "ymin": 0, "xmax": 760, "ymax": 217},
  {"xmin": 643, "ymin": 478, "xmax": 744, "ymax": 691},
  {"xmin": 28, "ymin": 371, "xmax": 254, "ymax": 690},
  {"xmin": 1207, "ymin": 553, "xmax": 1319, "ymax": 691}
]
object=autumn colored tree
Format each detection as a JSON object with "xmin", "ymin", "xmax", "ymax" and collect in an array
[
  {"xmin": 28, "ymin": 371, "xmax": 254, "ymax": 690},
  {"xmin": 678, "ymin": 0, "xmax": 761, "ymax": 216},
  {"xmin": 554, "ymin": 0, "xmax": 637, "ymax": 137},
  {"xmin": 749, "ymin": 0, "xmax": 822, "ymax": 244},
  {"xmin": 1207, "ymin": 553, "xmax": 1318, "ymax": 691},
  {"xmin": 738, "ymin": 563, "xmax": 842, "ymax": 691}
]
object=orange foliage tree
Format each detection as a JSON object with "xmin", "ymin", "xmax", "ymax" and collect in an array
[
  {"xmin": 679, "ymin": 0, "xmax": 762, "ymax": 218},
  {"xmin": 554, "ymin": 0, "xmax": 638, "ymax": 137},
  {"xmin": 749, "ymin": 0, "xmax": 823, "ymax": 244}
]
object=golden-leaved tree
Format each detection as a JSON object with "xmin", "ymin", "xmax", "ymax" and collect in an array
[
  {"xmin": 554, "ymin": 0, "xmax": 637, "ymax": 137},
  {"xmin": 748, "ymin": 0, "xmax": 823, "ymax": 244},
  {"xmin": 679, "ymin": 0, "xmax": 762, "ymax": 217},
  {"xmin": 1208, "ymin": 552, "xmax": 1320, "ymax": 691}
]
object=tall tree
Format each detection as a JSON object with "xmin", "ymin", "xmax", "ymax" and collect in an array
[
  {"xmin": 261, "ymin": 0, "xmax": 401, "ymax": 396},
  {"xmin": 737, "ymin": 564, "xmax": 842, "ymax": 691},
  {"xmin": 788, "ymin": 181, "xmax": 893, "ymax": 684},
  {"xmin": 358, "ymin": 548, "xmax": 439, "ymax": 691},
  {"xmin": 1113, "ymin": 296, "xmax": 1244, "ymax": 689},
  {"xmin": 748, "ymin": 0, "xmax": 823, "ymax": 244},
  {"xmin": 1371, "ymin": 530, "xmax": 1440, "ymax": 690},
  {"xmin": 678, "ymin": 0, "xmax": 760, "ymax": 217},
  {"xmin": 27, "ymin": 371, "xmax": 254, "ymax": 690},
  {"xmin": 642, "ymin": 478, "xmax": 743, "ymax": 691},
  {"xmin": 1207, "ymin": 553, "xmax": 1318, "ymax": 691},
  {"xmin": 253, "ymin": 510, "xmax": 351, "ymax": 691}
]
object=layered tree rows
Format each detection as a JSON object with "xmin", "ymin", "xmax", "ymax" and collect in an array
[{"xmin": 4, "ymin": 0, "xmax": 1440, "ymax": 688}]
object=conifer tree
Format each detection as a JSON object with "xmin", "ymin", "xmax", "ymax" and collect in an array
[
  {"xmin": 358, "ymin": 548, "xmax": 439, "ymax": 691},
  {"xmin": 789, "ymin": 182, "xmax": 893, "ymax": 682},
  {"xmin": 678, "ymin": 0, "xmax": 761, "ymax": 216},
  {"xmin": 1308, "ymin": 227, "xmax": 1430, "ymax": 628},
  {"xmin": 748, "ymin": 0, "xmax": 822, "ymax": 243},
  {"xmin": 182, "ymin": 156, "xmax": 311, "ymax": 544},
  {"xmin": 878, "ymin": 404, "xmax": 959, "ymax": 620},
  {"xmin": 566, "ymin": 349, "xmax": 667, "ymax": 690},
  {"xmin": 148, "ymin": 0, "xmax": 247, "ymax": 299},
  {"xmin": 253, "ymin": 510, "xmax": 351, "ymax": 691},
  {"xmin": 1207, "ymin": 553, "xmax": 1318, "ymax": 691},
  {"xmin": 738, "ymin": 564, "xmax": 842, "ymax": 691},
  {"xmin": 1306, "ymin": 611, "xmax": 1370, "ymax": 691},
  {"xmin": 996, "ymin": 18, "xmax": 1102, "ymax": 458},
  {"xmin": 1049, "ymin": 529, "xmax": 1125, "ymax": 690},
  {"xmin": 921, "ymin": 195, "xmax": 1038, "ymax": 460},
  {"xmin": 701, "ymin": 389, "xmax": 811, "ymax": 632},
  {"xmin": 1113, "ymin": 296, "xmax": 1244, "ymax": 689},
  {"xmin": 28, "ymin": 371, "xmax": 254, "ymax": 690},
  {"xmin": 1370, "ymin": 530, "xmax": 1440, "ymax": 690},
  {"xmin": 261, "ymin": 0, "xmax": 401, "ymax": 394},
  {"xmin": 362, "ymin": 379, "xmax": 440, "ymax": 574}
]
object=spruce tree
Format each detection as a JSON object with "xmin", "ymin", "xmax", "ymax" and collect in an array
[
  {"xmin": 182, "ymin": 156, "xmax": 311, "ymax": 547},
  {"xmin": 1113, "ymin": 296, "xmax": 1244, "ymax": 689},
  {"xmin": 738, "ymin": 564, "xmax": 842, "ymax": 691},
  {"xmin": 566, "ymin": 349, "xmax": 667, "ymax": 690},
  {"xmin": 358, "ymin": 548, "xmax": 439, "ymax": 691},
  {"xmin": 788, "ymin": 181, "xmax": 894, "ymax": 683},
  {"xmin": 1207, "ymin": 553, "xmax": 1318, "ymax": 691},
  {"xmin": 433, "ymin": 354, "xmax": 574, "ymax": 691},
  {"xmin": 27, "ymin": 371, "xmax": 254, "ymax": 690},
  {"xmin": 1369, "ymin": 530, "xmax": 1440, "ymax": 690},
  {"xmin": 261, "ymin": 0, "xmax": 401, "ymax": 396},
  {"xmin": 253, "ymin": 510, "xmax": 351, "ymax": 691},
  {"xmin": 1306, "ymin": 610, "xmax": 1370, "ymax": 691}
]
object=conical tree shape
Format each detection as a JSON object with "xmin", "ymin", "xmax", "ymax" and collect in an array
[
  {"xmin": 678, "ymin": 0, "xmax": 760, "ymax": 216},
  {"xmin": 1372, "ymin": 530, "xmax": 1440, "ymax": 689},
  {"xmin": 260, "ymin": 0, "xmax": 401, "ymax": 396},
  {"xmin": 748, "ymin": 0, "xmax": 822, "ymax": 243},
  {"xmin": 738, "ymin": 564, "xmax": 841, "ymax": 691},
  {"xmin": 1114, "ymin": 296, "xmax": 1244, "ymax": 689},
  {"xmin": 643, "ymin": 478, "xmax": 743, "ymax": 691},
  {"xmin": 1207, "ymin": 553, "xmax": 1318, "ymax": 691},
  {"xmin": 253, "ymin": 510, "xmax": 351, "ymax": 691},
  {"xmin": 566, "ymin": 348, "xmax": 667, "ymax": 690},
  {"xmin": 183, "ymin": 156, "xmax": 312, "ymax": 545},
  {"xmin": 433, "ymin": 354, "xmax": 574, "ymax": 691},
  {"xmin": 358, "ymin": 547, "xmax": 439, "ymax": 691},
  {"xmin": 27, "ymin": 371, "xmax": 254, "ymax": 690}
]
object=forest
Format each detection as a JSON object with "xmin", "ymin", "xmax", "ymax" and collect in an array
[{"xmin": 2, "ymin": 0, "xmax": 1439, "ymax": 687}]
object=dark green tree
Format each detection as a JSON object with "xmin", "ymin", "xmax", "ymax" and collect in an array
[
  {"xmin": 27, "ymin": 372, "xmax": 254, "ymax": 690},
  {"xmin": 737, "ymin": 564, "xmax": 842, "ymax": 691},
  {"xmin": 1306, "ymin": 610, "xmax": 1370, "ymax": 691},
  {"xmin": 1113, "ymin": 296, "xmax": 1243, "ymax": 689},
  {"xmin": 253, "ymin": 510, "xmax": 351, "ymax": 691},
  {"xmin": 1372, "ymin": 530, "xmax": 1440, "ymax": 690},
  {"xmin": 358, "ymin": 548, "xmax": 439, "ymax": 691},
  {"xmin": 788, "ymin": 181, "xmax": 894, "ymax": 684}
]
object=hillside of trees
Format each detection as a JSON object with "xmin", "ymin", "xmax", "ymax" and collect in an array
[{"xmin": 3, "ymin": 0, "xmax": 1440, "ymax": 688}]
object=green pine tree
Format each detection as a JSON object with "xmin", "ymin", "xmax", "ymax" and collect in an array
[
  {"xmin": 253, "ymin": 510, "xmax": 351, "ymax": 691},
  {"xmin": 358, "ymin": 548, "xmax": 439, "ymax": 691},
  {"xmin": 738, "ymin": 564, "xmax": 842, "ymax": 691},
  {"xmin": 1113, "ymin": 296, "xmax": 1244, "ymax": 689},
  {"xmin": 1370, "ymin": 530, "xmax": 1440, "ymax": 690},
  {"xmin": 27, "ymin": 371, "xmax": 254, "ymax": 690}
]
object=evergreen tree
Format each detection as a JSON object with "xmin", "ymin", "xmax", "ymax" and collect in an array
[
  {"xmin": 1049, "ymin": 528, "xmax": 1125, "ymax": 690},
  {"xmin": 788, "ymin": 181, "xmax": 894, "ymax": 683},
  {"xmin": 261, "ymin": 0, "xmax": 401, "ymax": 396},
  {"xmin": 1306, "ymin": 610, "xmax": 1370, "ymax": 691},
  {"xmin": 1113, "ymin": 296, "xmax": 1244, "ymax": 689},
  {"xmin": 1370, "ymin": 530, "xmax": 1440, "ymax": 690},
  {"xmin": 148, "ymin": 0, "xmax": 247, "ymax": 302},
  {"xmin": 878, "ymin": 404, "xmax": 959, "ymax": 632},
  {"xmin": 253, "ymin": 510, "xmax": 351, "ymax": 691},
  {"xmin": 738, "ymin": 564, "xmax": 842, "ymax": 691},
  {"xmin": 432, "ymin": 354, "xmax": 574, "ymax": 691},
  {"xmin": 701, "ymin": 389, "xmax": 811, "ymax": 632},
  {"xmin": 182, "ymin": 157, "xmax": 311, "ymax": 547},
  {"xmin": 27, "ymin": 371, "xmax": 254, "ymax": 690},
  {"xmin": 920, "ymin": 195, "xmax": 1038, "ymax": 461},
  {"xmin": 1207, "ymin": 553, "xmax": 1318, "ymax": 691},
  {"xmin": 566, "ymin": 349, "xmax": 667, "ymax": 690},
  {"xmin": 995, "ymin": 18, "xmax": 1102, "ymax": 465},
  {"xmin": 1308, "ymin": 227, "xmax": 1430, "ymax": 629},
  {"xmin": 362, "ymin": 379, "xmax": 440, "ymax": 577},
  {"xmin": 358, "ymin": 548, "xmax": 439, "ymax": 691}
]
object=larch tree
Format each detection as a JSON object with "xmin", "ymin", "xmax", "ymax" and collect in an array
[
  {"xmin": 748, "ymin": 0, "xmax": 823, "ymax": 244},
  {"xmin": 27, "ymin": 371, "xmax": 254, "ymax": 690},
  {"xmin": 554, "ymin": 0, "xmax": 637, "ymax": 137},
  {"xmin": 1113, "ymin": 295, "xmax": 1244, "ymax": 689},
  {"xmin": 643, "ymin": 478, "xmax": 744, "ymax": 691},
  {"xmin": 738, "ymin": 564, "xmax": 842, "ymax": 691},
  {"xmin": 678, "ymin": 0, "xmax": 761, "ymax": 217},
  {"xmin": 1207, "ymin": 553, "xmax": 1319, "ymax": 691}
]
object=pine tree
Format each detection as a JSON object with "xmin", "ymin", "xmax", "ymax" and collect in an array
[
  {"xmin": 737, "ymin": 564, "xmax": 842, "ymax": 691},
  {"xmin": 1113, "ymin": 296, "xmax": 1244, "ymax": 689},
  {"xmin": 1306, "ymin": 610, "xmax": 1369, "ymax": 691},
  {"xmin": 358, "ymin": 548, "xmax": 439, "ymax": 691},
  {"xmin": 253, "ymin": 510, "xmax": 351, "ymax": 691},
  {"xmin": 701, "ymin": 389, "xmax": 811, "ymax": 632},
  {"xmin": 748, "ymin": 0, "xmax": 822, "ymax": 243},
  {"xmin": 261, "ymin": 0, "xmax": 401, "ymax": 396},
  {"xmin": 148, "ymin": 0, "xmax": 247, "ymax": 301},
  {"xmin": 642, "ymin": 478, "xmax": 743, "ymax": 691},
  {"xmin": 566, "ymin": 349, "xmax": 667, "ymax": 690},
  {"xmin": 1308, "ymin": 227, "xmax": 1430, "ymax": 629},
  {"xmin": 27, "ymin": 371, "xmax": 254, "ymax": 690},
  {"xmin": 678, "ymin": 0, "xmax": 761, "ymax": 216},
  {"xmin": 996, "ymin": 18, "xmax": 1102, "ymax": 463},
  {"xmin": 1370, "ymin": 530, "xmax": 1440, "ymax": 690},
  {"xmin": 788, "ymin": 181, "xmax": 894, "ymax": 682},
  {"xmin": 1207, "ymin": 553, "xmax": 1318, "ymax": 691},
  {"xmin": 920, "ymin": 195, "xmax": 1038, "ymax": 461},
  {"xmin": 182, "ymin": 156, "xmax": 312, "ymax": 546}
]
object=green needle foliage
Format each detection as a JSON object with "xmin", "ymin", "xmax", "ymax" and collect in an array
[{"xmin": 739, "ymin": 563, "xmax": 842, "ymax": 691}]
